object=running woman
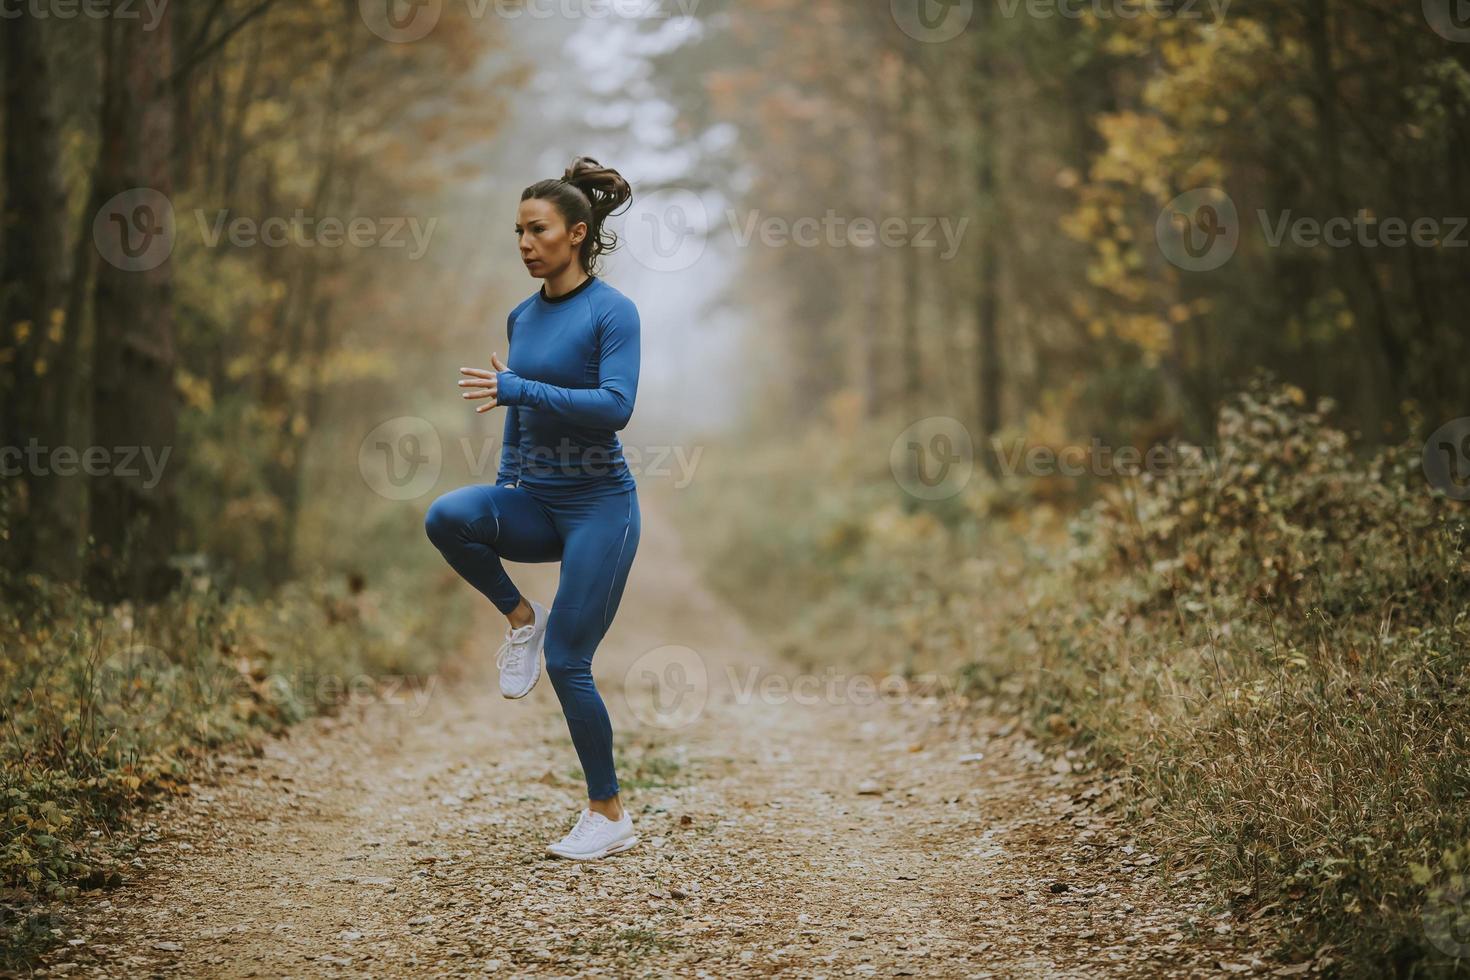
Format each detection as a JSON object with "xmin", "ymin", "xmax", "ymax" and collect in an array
[{"xmin": 424, "ymin": 156, "xmax": 642, "ymax": 861}]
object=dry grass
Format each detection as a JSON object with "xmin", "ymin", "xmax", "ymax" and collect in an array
[
  {"xmin": 670, "ymin": 381, "xmax": 1470, "ymax": 977},
  {"xmin": 0, "ymin": 518, "xmax": 469, "ymax": 968}
]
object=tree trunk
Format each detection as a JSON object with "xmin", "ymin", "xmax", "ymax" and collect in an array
[
  {"xmin": 88, "ymin": 6, "xmax": 181, "ymax": 602},
  {"xmin": 856, "ymin": 67, "xmax": 888, "ymax": 420},
  {"xmin": 1, "ymin": 12, "xmax": 70, "ymax": 578},
  {"xmin": 900, "ymin": 55, "xmax": 923, "ymax": 413},
  {"xmin": 1305, "ymin": 0, "xmax": 1402, "ymax": 432},
  {"xmin": 974, "ymin": 12, "xmax": 1002, "ymax": 477}
]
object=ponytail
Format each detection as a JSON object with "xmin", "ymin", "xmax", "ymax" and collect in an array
[{"xmin": 521, "ymin": 156, "xmax": 632, "ymax": 275}]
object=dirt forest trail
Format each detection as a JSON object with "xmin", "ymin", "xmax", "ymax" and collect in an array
[{"xmin": 52, "ymin": 486, "xmax": 1278, "ymax": 979}]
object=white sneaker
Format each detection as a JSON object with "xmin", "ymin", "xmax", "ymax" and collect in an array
[
  {"xmin": 495, "ymin": 598, "xmax": 547, "ymax": 699},
  {"xmin": 546, "ymin": 808, "xmax": 639, "ymax": 860}
]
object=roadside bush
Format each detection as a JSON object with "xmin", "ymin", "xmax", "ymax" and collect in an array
[
  {"xmin": 0, "ymin": 535, "xmax": 468, "ymax": 966},
  {"xmin": 671, "ymin": 379, "xmax": 1470, "ymax": 976},
  {"xmin": 1021, "ymin": 381, "xmax": 1469, "ymax": 976}
]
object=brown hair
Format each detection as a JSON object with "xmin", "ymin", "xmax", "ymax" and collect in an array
[{"xmin": 520, "ymin": 156, "xmax": 632, "ymax": 276}]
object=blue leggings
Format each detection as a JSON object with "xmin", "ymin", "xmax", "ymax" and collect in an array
[{"xmin": 424, "ymin": 484, "xmax": 640, "ymax": 800}]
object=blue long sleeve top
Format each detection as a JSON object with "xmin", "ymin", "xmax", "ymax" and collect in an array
[{"xmin": 493, "ymin": 275, "xmax": 640, "ymax": 499}]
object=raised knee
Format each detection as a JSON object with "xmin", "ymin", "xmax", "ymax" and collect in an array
[{"xmin": 423, "ymin": 494, "xmax": 462, "ymax": 549}]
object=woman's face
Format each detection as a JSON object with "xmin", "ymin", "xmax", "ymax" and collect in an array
[{"xmin": 516, "ymin": 197, "xmax": 586, "ymax": 279}]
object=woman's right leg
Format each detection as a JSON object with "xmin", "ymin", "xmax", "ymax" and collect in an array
[
  {"xmin": 424, "ymin": 484, "xmax": 562, "ymax": 614},
  {"xmin": 538, "ymin": 489, "xmax": 641, "ymax": 804}
]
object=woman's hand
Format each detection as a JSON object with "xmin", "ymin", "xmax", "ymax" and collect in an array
[{"xmin": 459, "ymin": 352, "xmax": 509, "ymax": 414}]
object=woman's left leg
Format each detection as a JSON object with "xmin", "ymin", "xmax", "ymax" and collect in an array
[
  {"xmin": 423, "ymin": 484, "xmax": 562, "ymax": 614},
  {"xmin": 539, "ymin": 488, "xmax": 641, "ymax": 802}
]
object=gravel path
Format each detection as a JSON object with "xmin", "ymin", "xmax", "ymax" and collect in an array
[{"xmin": 47, "ymin": 488, "xmax": 1282, "ymax": 978}]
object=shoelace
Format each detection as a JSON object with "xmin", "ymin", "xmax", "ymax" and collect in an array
[
  {"xmin": 562, "ymin": 810, "xmax": 600, "ymax": 845},
  {"xmin": 495, "ymin": 621, "xmax": 537, "ymax": 671}
]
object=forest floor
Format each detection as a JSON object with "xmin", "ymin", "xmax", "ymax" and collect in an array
[{"xmin": 38, "ymin": 488, "xmax": 1306, "ymax": 978}]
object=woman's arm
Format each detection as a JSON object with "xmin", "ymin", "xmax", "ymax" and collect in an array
[
  {"xmin": 494, "ymin": 308, "xmax": 522, "ymax": 485},
  {"xmin": 495, "ymin": 405, "xmax": 522, "ymax": 486},
  {"xmin": 494, "ymin": 296, "xmax": 640, "ymax": 430}
]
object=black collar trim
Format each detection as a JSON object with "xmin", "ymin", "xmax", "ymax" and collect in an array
[{"xmin": 539, "ymin": 274, "xmax": 597, "ymax": 305}]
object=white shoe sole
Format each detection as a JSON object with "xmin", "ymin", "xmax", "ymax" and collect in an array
[
  {"xmin": 500, "ymin": 602, "xmax": 546, "ymax": 699},
  {"xmin": 546, "ymin": 834, "xmax": 640, "ymax": 861}
]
